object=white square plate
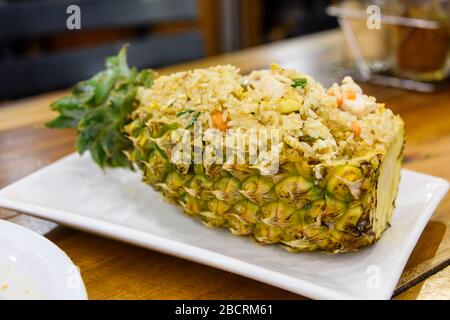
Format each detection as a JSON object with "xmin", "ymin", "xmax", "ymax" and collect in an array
[{"xmin": 0, "ymin": 153, "xmax": 448, "ymax": 299}]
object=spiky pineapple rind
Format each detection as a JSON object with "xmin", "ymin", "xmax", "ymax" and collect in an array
[{"xmin": 125, "ymin": 115, "xmax": 405, "ymax": 254}]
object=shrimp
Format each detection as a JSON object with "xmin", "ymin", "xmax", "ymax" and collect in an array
[{"xmin": 328, "ymin": 77, "xmax": 377, "ymax": 116}]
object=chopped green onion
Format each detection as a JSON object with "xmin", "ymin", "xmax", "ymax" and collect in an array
[
  {"xmin": 301, "ymin": 136, "xmax": 315, "ymax": 143},
  {"xmin": 291, "ymin": 78, "xmax": 307, "ymax": 88},
  {"xmin": 176, "ymin": 110, "xmax": 194, "ymax": 116},
  {"xmin": 186, "ymin": 112, "xmax": 200, "ymax": 129}
]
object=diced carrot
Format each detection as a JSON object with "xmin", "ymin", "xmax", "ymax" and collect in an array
[
  {"xmin": 212, "ymin": 111, "xmax": 228, "ymax": 132},
  {"xmin": 344, "ymin": 90, "xmax": 356, "ymax": 100},
  {"xmin": 351, "ymin": 122, "xmax": 361, "ymax": 136}
]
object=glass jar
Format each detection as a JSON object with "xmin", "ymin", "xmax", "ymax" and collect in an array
[
  {"xmin": 394, "ymin": 0, "xmax": 449, "ymax": 81},
  {"xmin": 340, "ymin": 0, "xmax": 395, "ymax": 72}
]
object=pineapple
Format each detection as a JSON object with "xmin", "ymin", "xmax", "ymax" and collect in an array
[
  {"xmin": 47, "ymin": 48, "xmax": 404, "ymax": 253},
  {"xmin": 123, "ymin": 115, "xmax": 403, "ymax": 253}
]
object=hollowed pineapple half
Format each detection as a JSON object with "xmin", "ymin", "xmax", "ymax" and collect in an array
[
  {"xmin": 125, "ymin": 115, "xmax": 404, "ymax": 254},
  {"xmin": 45, "ymin": 49, "xmax": 405, "ymax": 254}
]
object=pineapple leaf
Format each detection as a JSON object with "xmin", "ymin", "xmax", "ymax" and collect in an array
[{"xmin": 46, "ymin": 46, "xmax": 156, "ymax": 169}]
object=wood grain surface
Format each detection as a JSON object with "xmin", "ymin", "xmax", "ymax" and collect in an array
[{"xmin": 0, "ymin": 30, "xmax": 449, "ymax": 300}]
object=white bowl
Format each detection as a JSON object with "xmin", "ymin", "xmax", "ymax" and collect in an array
[{"xmin": 0, "ymin": 219, "xmax": 87, "ymax": 300}]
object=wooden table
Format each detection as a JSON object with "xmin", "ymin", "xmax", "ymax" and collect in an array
[{"xmin": 0, "ymin": 30, "xmax": 449, "ymax": 300}]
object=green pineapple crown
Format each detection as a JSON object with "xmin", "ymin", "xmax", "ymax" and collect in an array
[{"xmin": 46, "ymin": 46, "xmax": 155, "ymax": 169}]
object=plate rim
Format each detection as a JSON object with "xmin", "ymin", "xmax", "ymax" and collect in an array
[{"xmin": 0, "ymin": 153, "xmax": 448, "ymax": 300}]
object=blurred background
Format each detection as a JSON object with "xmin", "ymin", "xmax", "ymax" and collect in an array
[
  {"xmin": 0, "ymin": 0, "xmax": 337, "ymax": 100},
  {"xmin": 0, "ymin": 0, "xmax": 448, "ymax": 100}
]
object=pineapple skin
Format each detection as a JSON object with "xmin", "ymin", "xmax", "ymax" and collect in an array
[{"xmin": 125, "ymin": 117, "xmax": 404, "ymax": 254}]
